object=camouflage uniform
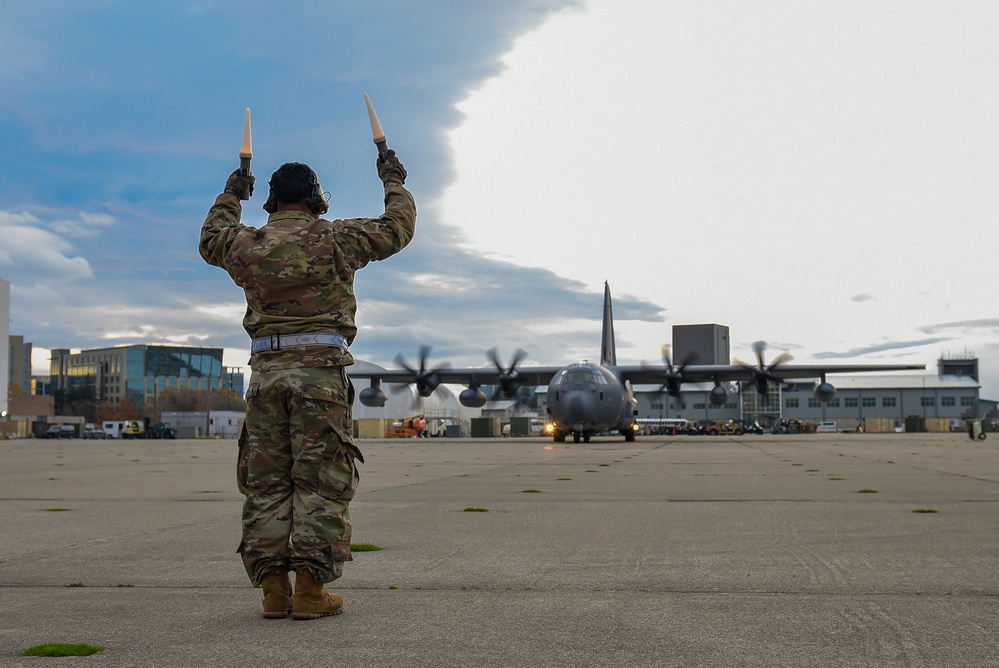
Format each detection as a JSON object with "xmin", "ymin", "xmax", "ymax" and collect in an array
[{"xmin": 199, "ymin": 172, "xmax": 415, "ymax": 585}]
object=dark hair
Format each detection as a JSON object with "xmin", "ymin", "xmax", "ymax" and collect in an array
[{"xmin": 262, "ymin": 162, "xmax": 329, "ymax": 214}]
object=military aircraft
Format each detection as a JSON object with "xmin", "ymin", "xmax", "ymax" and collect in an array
[{"xmin": 350, "ymin": 282, "xmax": 925, "ymax": 443}]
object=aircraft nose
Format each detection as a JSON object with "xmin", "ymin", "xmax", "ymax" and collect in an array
[{"xmin": 566, "ymin": 391, "xmax": 592, "ymax": 423}]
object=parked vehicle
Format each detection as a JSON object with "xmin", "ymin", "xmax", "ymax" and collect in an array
[
  {"xmin": 771, "ymin": 419, "xmax": 804, "ymax": 435},
  {"xmin": 710, "ymin": 420, "xmax": 744, "ymax": 436},
  {"xmin": 83, "ymin": 427, "xmax": 110, "ymax": 439},
  {"xmin": 737, "ymin": 420, "xmax": 765, "ymax": 435},
  {"xmin": 120, "ymin": 420, "xmax": 147, "ymax": 439},
  {"xmin": 149, "ymin": 423, "xmax": 178, "ymax": 439},
  {"xmin": 815, "ymin": 421, "xmax": 838, "ymax": 433},
  {"xmin": 45, "ymin": 425, "xmax": 75, "ymax": 439}
]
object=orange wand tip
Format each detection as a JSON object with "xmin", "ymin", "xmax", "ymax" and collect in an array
[
  {"xmin": 239, "ymin": 108, "xmax": 252, "ymax": 158},
  {"xmin": 364, "ymin": 93, "xmax": 386, "ymax": 142}
]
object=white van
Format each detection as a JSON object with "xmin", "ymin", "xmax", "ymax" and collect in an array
[{"xmin": 815, "ymin": 421, "xmax": 838, "ymax": 433}]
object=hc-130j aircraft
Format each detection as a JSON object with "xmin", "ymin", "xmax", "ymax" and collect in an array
[{"xmin": 350, "ymin": 283, "xmax": 924, "ymax": 443}]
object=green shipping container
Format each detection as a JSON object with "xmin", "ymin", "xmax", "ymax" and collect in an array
[
  {"xmin": 509, "ymin": 417, "xmax": 531, "ymax": 437},
  {"xmin": 470, "ymin": 417, "xmax": 500, "ymax": 438},
  {"xmin": 905, "ymin": 416, "xmax": 926, "ymax": 433}
]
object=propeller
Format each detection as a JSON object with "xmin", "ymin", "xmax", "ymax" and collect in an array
[
  {"xmin": 735, "ymin": 341, "xmax": 793, "ymax": 400},
  {"xmin": 393, "ymin": 345, "xmax": 450, "ymax": 398},
  {"xmin": 487, "ymin": 347, "xmax": 528, "ymax": 399},
  {"xmin": 657, "ymin": 345, "xmax": 698, "ymax": 396}
]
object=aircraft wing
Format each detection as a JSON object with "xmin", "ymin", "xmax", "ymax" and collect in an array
[
  {"xmin": 348, "ymin": 366, "xmax": 564, "ymax": 388},
  {"xmin": 616, "ymin": 363, "xmax": 926, "ymax": 386}
]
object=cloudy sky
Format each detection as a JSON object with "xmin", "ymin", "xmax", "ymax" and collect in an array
[{"xmin": 2, "ymin": 1, "xmax": 997, "ymax": 397}]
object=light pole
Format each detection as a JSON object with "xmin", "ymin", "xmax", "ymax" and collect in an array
[{"xmin": 205, "ymin": 376, "xmax": 211, "ymax": 437}]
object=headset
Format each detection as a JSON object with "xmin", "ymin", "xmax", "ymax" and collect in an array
[{"xmin": 262, "ymin": 163, "xmax": 330, "ymax": 215}]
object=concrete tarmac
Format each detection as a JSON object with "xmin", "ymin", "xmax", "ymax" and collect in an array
[{"xmin": 1, "ymin": 433, "xmax": 997, "ymax": 667}]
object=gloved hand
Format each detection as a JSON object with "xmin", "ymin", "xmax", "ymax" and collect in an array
[
  {"xmin": 377, "ymin": 149, "xmax": 407, "ymax": 185},
  {"xmin": 224, "ymin": 169, "xmax": 255, "ymax": 200}
]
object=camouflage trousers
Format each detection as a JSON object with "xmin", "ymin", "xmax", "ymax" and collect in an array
[{"xmin": 237, "ymin": 366, "xmax": 361, "ymax": 585}]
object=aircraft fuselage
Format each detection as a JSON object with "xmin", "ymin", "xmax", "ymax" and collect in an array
[{"xmin": 545, "ymin": 362, "xmax": 638, "ymax": 443}]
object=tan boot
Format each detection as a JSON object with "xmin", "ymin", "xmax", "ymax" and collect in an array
[
  {"xmin": 260, "ymin": 569, "xmax": 292, "ymax": 619},
  {"xmin": 291, "ymin": 569, "xmax": 344, "ymax": 620}
]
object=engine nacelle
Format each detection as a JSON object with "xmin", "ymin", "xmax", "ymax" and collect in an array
[
  {"xmin": 416, "ymin": 374, "xmax": 442, "ymax": 397},
  {"xmin": 709, "ymin": 384, "xmax": 729, "ymax": 406},
  {"xmin": 459, "ymin": 388, "xmax": 487, "ymax": 408},
  {"xmin": 358, "ymin": 386, "xmax": 387, "ymax": 408},
  {"xmin": 813, "ymin": 382, "xmax": 836, "ymax": 403}
]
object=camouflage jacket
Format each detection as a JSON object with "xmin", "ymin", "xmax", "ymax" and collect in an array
[{"xmin": 199, "ymin": 182, "xmax": 416, "ymax": 371}]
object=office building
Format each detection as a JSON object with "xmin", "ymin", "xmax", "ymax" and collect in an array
[{"xmin": 50, "ymin": 344, "xmax": 228, "ymax": 407}]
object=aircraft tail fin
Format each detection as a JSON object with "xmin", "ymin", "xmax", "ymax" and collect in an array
[{"xmin": 600, "ymin": 281, "xmax": 617, "ymax": 367}]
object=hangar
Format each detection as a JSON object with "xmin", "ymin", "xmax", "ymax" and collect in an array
[{"xmin": 630, "ymin": 369, "xmax": 981, "ymax": 432}]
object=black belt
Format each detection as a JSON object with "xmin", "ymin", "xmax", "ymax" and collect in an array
[{"xmin": 250, "ymin": 333, "xmax": 348, "ymax": 354}]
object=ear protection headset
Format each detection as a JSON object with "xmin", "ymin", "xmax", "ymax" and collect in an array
[
  {"xmin": 262, "ymin": 164, "xmax": 330, "ymax": 215},
  {"xmin": 307, "ymin": 174, "xmax": 330, "ymax": 215}
]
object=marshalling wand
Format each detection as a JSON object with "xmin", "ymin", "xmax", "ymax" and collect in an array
[
  {"xmin": 238, "ymin": 108, "xmax": 252, "ymax": 198},
  {"xmin": 364, "ymin": 93, "xmax": 389, "ymax": 159}
]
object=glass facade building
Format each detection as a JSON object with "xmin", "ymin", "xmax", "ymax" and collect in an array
[{"xmin": 51, "ymin": 345, "xmax": 231, "ymax": 406}]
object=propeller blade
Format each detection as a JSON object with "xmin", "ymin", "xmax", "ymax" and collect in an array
[
  {"xmin": 486, "ymin": 347, "xmax": 529, "ymax": 399},
  {"xmin": 738, "ymin": 341, "xmax": 790, "ymax": 398},
  {"xmin": 392, "ymin": 346, "xmax": 449, "ymax": 398},
  {"xmin": 767, "ymin": 351, "xmax": 793, "ymax": 371}
]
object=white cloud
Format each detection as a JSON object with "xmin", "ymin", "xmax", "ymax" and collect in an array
[
  {"xmin": 194, "ymin": 303, "xmax": 246, "ymax": 322},
  {"xmin": 438, "ymin": 0, "xmax": 999, "ymax": 393},
  {"xmin": 50, "ymin": 212, "xmax": 116, "ymax": 239},
  {"xmin": 0, "ymin": 211, "xmax": 93, "ymax": 282}
]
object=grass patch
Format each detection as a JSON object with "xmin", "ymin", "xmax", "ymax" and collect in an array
[
  {"xmin": 521, "ymin": 489, "xmax": 542, "ymax": 493},
  {"xmin": 65, "ymin": 582, "xmax": 84, "ymax": 588},
  {"xmin": 388, "ymin": 585, "xmax": 399, "ymax": 589},
  {"xmin": 23, "ymin": 643, "xmax": 103, "ymax": 657},
  {"xmin": 463, "ymin": 507, "xmax": 489, "ymax": 512},
  {"xmin": 828, "ymin": 477, "xmax": 845, "ymax": 481},
  {"xmin": 351, "ymin": 543, "xmax": 382, "ymax": 552},
  {"xmin": 791, "ymin": 463, "xmax": 803, "ymax": 466},
  {"xmin": 805, "ymin": 469, "xmax": 819, "ymax": 472},
  {"xmin": 912, "ymin": 508, "xmax": 939, "ymax": 513},
  {"xmin": 556, "ymin": 477, "xmax": 572, "ymax": 481},
  {"xmin": 114, "ymin": 583, "xmax": 134, "ymax": 588},
  {"xmin": 598, "ymin": 464, "xmax": 610, "ymax": 467},
  {"xmin": 198, "ymin": 490, "xmax": 220, "ymax": 494},
  {"xmin": 585, "ymin": 469, "xmax": 599, "ymax": 473},
  {"xmin": 857, "ymin": 489, "xmax": 879, "ymax": 494},
  {"xmin": 46, "ymin": 508, "xmax": 70, "ymax": 512}
]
